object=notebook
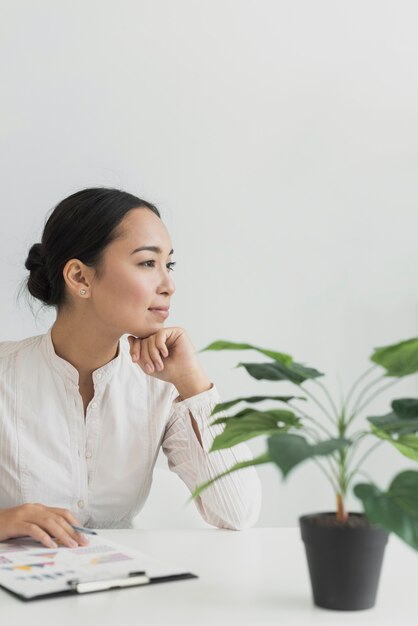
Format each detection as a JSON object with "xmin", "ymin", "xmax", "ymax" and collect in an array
[{"xmin": 0, "ymin": 532, "xmax": 198, "ymax": 601}]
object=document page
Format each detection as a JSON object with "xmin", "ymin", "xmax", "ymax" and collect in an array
[{"xmin": 0, "ymin": 533, "xmax": 194, "ymax": 599}]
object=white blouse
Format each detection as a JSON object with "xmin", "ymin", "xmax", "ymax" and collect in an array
[{"xmin": 0, "ymin": 327, "xmax": 262, "ymax": 530}]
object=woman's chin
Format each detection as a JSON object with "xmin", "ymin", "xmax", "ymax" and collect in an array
[{"xmin": 127, "ymin": 322, "xmax": 163, "ymax": 339}]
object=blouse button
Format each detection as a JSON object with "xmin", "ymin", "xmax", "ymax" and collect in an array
[
  {"xmin": 96, "ymin": 373, "xmax": 102, "ymax": 380},
  {"xmin": 77, "ymin": 499, "xmax": 85, "ymax": 509},
  {"xmin": 91, "ymin": 402, "xmax": 98, "ymax": 410},
  {"xmin": 85, "ymin": 450, "xmax": 92, "ymax": 459}
]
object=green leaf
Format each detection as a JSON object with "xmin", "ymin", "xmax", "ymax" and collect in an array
[
  {"xmin": 370, "ymin": 422, "xmax": 418, "ymax": 461},
  {"xmin": 370, "ymin": 337, "xmax": 418, "ymax": 377},
  {"xmin": 209, "ymin": 409, "xmax": 301, "ymax": 450},
  {"xmin": 237, "ymin": 361, "xmax": 324, "ymax": 384},
  {"xmin": 390, "ymin": 435, "xmax": 418, "ymax": 461},
  {"xmin": 354, "ymin": 471, "xmax": 418, "ymax": 551},
  {"xmin": 267, "ymin": 434, "xmax": 350, "ymax": 478},
  {"xmin": 390, "ymin": 471, "xmax": 418, "ymax": 517},
  {"xmin": 211, "ymin": 407, "xmax": 301, "ymax": 426},
  {"xmin": 392, "ymin": 398, "xmax": 418, "ymax": 419},
  {"xmin": 210, "ymin": 395, "xmax": 306, "ymax": 416},
  {"xmin": 368, "ymin": 400, "xmax": 418, "ymax": 461},
  {"xmin": 368, "ymin": 412, "xmax": 418, "ymax": 435},
  {"xmin": 199, "ymin": 340, "xmax": 292, "ymax": 365},
  {"xmin": 187, "ymin": 452, "xmax": 271, "ymax": 501}
]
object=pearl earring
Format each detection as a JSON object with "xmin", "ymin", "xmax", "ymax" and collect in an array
[{"xmin": 80, "ymin": 289, "xmax": 87, "ymax": 296}]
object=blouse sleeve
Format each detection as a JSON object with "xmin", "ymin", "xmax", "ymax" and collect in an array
[{"xmin": 161, "ymin": 383, "xmax": 262, "ymax": 530}]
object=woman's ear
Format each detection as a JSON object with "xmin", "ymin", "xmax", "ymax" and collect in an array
[{"xmin": 62, "ymin": 259, "xmax": 94, "ymax": 299}]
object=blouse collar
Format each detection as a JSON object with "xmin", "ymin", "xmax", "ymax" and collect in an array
[{"xmin": 42, "ymin": 325, "xmax": 124, "ymax": 387}]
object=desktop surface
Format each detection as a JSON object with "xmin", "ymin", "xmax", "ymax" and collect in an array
[{"xmin": 1, "ymin": 527, "xmax": 417, "ymax": 625}]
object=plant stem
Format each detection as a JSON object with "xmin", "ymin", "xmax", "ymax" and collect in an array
[
  {"xmin": 312, "ymin": 457, "xmax": 339, "ymax": 492},
  {"xmin": 346, "ymin": 374, "xmax": 386, "ymax": 424},
  {"xmin": 311, "ymin": 379, "xmax": 339, "ymax": 420},
  {"xmin": 345, "ymin": 440, "xmax": 384, "ymax": 489},
  {"xmin": 304, "ymin": 425, "xmax": 341, "ymax": 485},
  {"xmin": 299, "ymin": 384, "xmax": 337, "ymax": 427},
  {"xmin": 347, "ymin": 377, "xmax": 401, "ymax": 426},
  {"xmin": 336, "ymin": 492, "xmax": 348, "ymax": 522},
  {"xmin": 332, "ymin": 411, "xmax": 352, "ymax": 521},
  {"xmin": 343, "ymin": 365, "xmax": 378, "ymax": 417},
  {"xmin": 345, "ymin": 431, "xmax": 371, "ymax": 467},
  {"xmin": 337, "ymin": 447, "xmax": 348, "ymax": 493},
  {"xmin": 349, "ymin": 430, "xmax": 370, "ymax": 443},
  {"xmin": 287, "ymin": 402, "xmax": 333, "ymax": 438},
  {"xmin": 303, "ymin": 426, "xmax": 322, "ymax": 442},
  {"xmin": 325, "ymin": 455, "xmax": 341, "ymax": 487},
  {"xmin": 291, "ymin": 377, "xmax": 357, "ymax": 519},
  {"xmin": 352, "ymin": 468, "xmax": 375, "ymax": 484}
]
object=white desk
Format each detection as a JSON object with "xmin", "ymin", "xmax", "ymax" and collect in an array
[{"xmin": 1, "ymin": 527, "xmax": 417, "ymax": 625}]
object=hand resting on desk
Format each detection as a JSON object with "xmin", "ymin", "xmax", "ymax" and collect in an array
[{"xmin": 0, "ymin": 503, "xmax": 90, "ymax": 549}]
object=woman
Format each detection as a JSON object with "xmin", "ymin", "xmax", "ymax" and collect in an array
[{"xmin": 0, "ymin": 188, "xmax": 261, "ymax": 550}]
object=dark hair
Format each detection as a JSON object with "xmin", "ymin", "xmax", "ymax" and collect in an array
[{"xmin": 24, "ymin": 187, "xmax": 160, "ymax": 308}]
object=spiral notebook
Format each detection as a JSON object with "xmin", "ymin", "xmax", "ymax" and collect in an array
[{"xmin": 0, "ymin": 533, "xmax": 198, "ymax": 601}]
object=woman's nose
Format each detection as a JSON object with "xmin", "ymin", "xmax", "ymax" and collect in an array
[{"xmin": 161, "ymin": 274, "xmax": 175, "ymax": 296}]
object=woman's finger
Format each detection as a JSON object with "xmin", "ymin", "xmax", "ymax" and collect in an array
[
  {"xmin": 148, "ymin": 339, "xmax": 165, "ymax": 371},
  {"xmin": 42, "ymin": 517, "xmax": 82, "ymax": 549},
  {"xmin": 139, "ymin": 340, "xmax": 154, "ymax": 373},
  {"xmin": 156, "ymin": 336, "xmax": 169, "ymax": 358},
  {"xmin": 20, "ymin": 522, "xmax": 58, "ymax": 549},
  {"xmin": 48, "ymin": 508, "xmax": 90, "ymax": 545},
  {"xmin": 133, "ymin": 337, "xmax": 141, "ymax": 361},
  {"xmin": 53, "ymin": 516, "xmax": 89, "ymax": 546},
  {"xmin": 129, "ymin": 336, "xmax": 141, "ymax": 362}
]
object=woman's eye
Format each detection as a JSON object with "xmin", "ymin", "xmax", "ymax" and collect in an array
[{"xmin": 140, "ymin": 260, "xmax": 176, "ymax": 272}]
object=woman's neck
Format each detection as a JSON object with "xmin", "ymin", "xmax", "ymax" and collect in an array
[{"xmin": 51, "ymin": 314, "xmax": 120, "ymax": 383}]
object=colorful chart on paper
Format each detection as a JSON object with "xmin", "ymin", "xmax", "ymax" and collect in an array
[{"xmin": 0, "ymin": 534, "xmax": 191, "ymax": 599}]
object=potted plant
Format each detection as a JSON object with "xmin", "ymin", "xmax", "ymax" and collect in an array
[{"xmin": 188, "ymin": 337, "xmax": 418, "ymax": 611}]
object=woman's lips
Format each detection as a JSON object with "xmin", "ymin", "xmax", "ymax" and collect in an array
[{"xmin": 148, "ymin": 308, "xmax": 169, "ymax": 319}]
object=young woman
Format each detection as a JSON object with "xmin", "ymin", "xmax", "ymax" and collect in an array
[{"xmin": 0, "ymin": 188, "xmax": 261, "ymax": 550}]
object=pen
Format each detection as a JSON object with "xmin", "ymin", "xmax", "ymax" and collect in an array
[{"xmin": 70, "ymin": 524, "xmax": 98, "ymax": 536}]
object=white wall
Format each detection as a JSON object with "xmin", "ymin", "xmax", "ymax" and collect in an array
[{"xmin": 1, "ymin": 0, "xmax": 418, "ymax": 526}]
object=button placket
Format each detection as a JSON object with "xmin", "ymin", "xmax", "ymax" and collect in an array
[
  {"xmin": 84, "ymin": 390, "xmax": 103, "ymax": 490},
  {"xmin": 85, "ymin": 420, "xmax": 94, "ymax": 478},
  {"xmin": 72, "ymin": 385, "xmax": 90, "ymax": 515}
]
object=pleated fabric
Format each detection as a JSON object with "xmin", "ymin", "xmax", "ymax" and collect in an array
[{"xmin": 0, "ymin": 327, "xmax": 262, "ymax": 530}]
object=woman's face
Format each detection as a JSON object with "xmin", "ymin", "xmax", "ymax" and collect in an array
[{"xmin": 89, "ymin": 207, "xmax": 176, "ymax": 339}]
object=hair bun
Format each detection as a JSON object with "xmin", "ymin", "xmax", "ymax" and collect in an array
[
  {"xmin": 25, "ymin": 243, "xmax": 45, "ymax": 271},
  {"xmin": 25, "ymin": 243, "xmax": 51, "ymax": 304}
]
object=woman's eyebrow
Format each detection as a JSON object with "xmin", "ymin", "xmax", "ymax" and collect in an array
[{"xmin": 131, "ymin": 246, "xmax": 174, "ymax": 255}]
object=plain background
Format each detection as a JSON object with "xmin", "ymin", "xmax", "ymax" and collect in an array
[{"xmin": 1, "ymin": 0, "xmax": 418, "ymax": 527}]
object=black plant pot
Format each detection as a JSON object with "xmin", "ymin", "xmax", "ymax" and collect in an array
[{"xmin": 299, "ymin": 512, "xmax": 389, "ymax": 611}]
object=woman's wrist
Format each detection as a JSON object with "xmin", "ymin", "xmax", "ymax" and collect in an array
[{"xmin": 173, "ymin": 370, "xmax": 213, "ymax": 400}]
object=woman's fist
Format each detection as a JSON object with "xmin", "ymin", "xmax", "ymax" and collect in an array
[
  {"xmin": 128, "ymin": 327, "xmax": 212, "ymax": 397},
  {"xmin": 127, "ymin": 326, "xmax": 203, "ymax": 385}
]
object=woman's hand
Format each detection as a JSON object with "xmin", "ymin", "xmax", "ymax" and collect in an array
[
  {"xmin": 127, "ymin": 327, "xmax": 212, "ymax": 397},
  {"xmin": 0, "ymin": 504, "xmax": 90, "ymax": 549}
]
